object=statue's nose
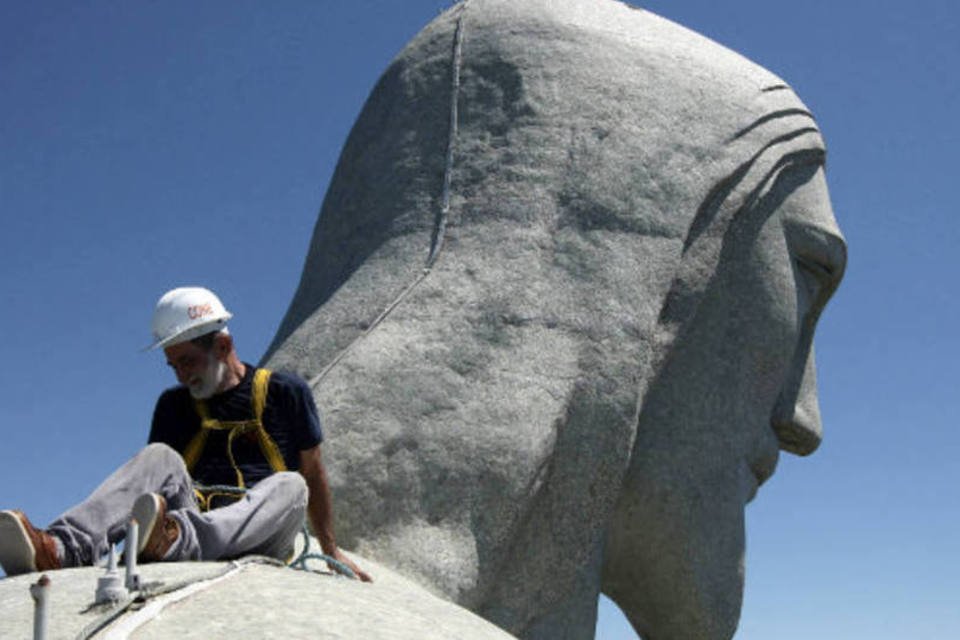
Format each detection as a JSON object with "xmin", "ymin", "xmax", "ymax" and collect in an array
[{"xmin": 772, "ymin": 347, "xmax": 823, "ymax": 456}]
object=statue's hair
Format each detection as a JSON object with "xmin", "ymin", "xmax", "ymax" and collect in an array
[{"xmin": 658, "ymin": 95, "xmax": 825, "ymax": 342}]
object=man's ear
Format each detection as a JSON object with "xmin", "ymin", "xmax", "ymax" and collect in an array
[{"xmin": 215, "ymin": 333, "xmax": 233, "ymax": 359}]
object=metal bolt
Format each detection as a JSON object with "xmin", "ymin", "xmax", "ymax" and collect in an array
[
  {"xmin": 125, "ymin": 519, "xmax": 141, "ymax": 591},
  {"xmin": 29, "ymin": 574, "xmax": 50, "ymax": 640},
  {"xmin": 94, "ymin": 545, "xmax": 128, "ymax": 604}
]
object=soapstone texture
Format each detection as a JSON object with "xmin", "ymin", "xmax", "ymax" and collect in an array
[
  {"xmin": 264, "ymin": 1, "xmax": 847, "ymax": 639},
  {"xmin": 0, "ymin": 551, "xmax": 517, "ymax": 639}
]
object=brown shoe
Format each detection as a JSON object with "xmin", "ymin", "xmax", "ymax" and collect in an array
[
  {"xmin": 132, "ymin": 493, "xmax": 180, "ymax": 562},
  {"xmin": 0, "ymin": 510, "xmax": 62, "ymax": 576}
]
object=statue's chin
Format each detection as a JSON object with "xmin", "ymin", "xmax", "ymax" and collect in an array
[{"xmin": 604, "ymin": 464, "xmax": 750, "ymax": 640}]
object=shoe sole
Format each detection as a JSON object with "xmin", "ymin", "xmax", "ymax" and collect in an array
[
  {"xmin": 0, "ymin": 510, "xmax": 36, "ymax": 576},
  {"xmin": 131, "ymin": 494, "xmax": 164, "ymax": 555}
]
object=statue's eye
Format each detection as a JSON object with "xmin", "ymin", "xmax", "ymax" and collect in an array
[
  {"xmin": 795, "ymin": 255, "xmax": 834, "ymax": 304},
  {"xmin": 784, "ymin": 220, "xmax": 847, "ymax": 312}
]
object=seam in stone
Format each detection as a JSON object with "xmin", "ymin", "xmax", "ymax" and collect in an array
[
  {"xmin": 429, "ymin": 1, "xmax": 466, "ymax": 265},
  {"xmin": 307, "ymin": 1, "xmax": 468, "ymax": 389}
]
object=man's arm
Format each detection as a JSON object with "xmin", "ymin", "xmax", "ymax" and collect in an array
[{"xmin": 298, "ymin": 444, "xmax": 372, "ymax": 581}]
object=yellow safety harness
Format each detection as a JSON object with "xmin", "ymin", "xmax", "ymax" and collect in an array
[{"xmin": 182, "ymin": 368, "xmax": 288, "ymax": 510}]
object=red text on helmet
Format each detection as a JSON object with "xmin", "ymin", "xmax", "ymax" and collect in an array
[{"xmin": 187, "ymin": 303, "xmax": 214, "ymax": 320}]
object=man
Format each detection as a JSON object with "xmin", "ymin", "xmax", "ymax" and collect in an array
[{"xmin": 0, "ymin": 286, "xmax": 369, "ymax": 582}]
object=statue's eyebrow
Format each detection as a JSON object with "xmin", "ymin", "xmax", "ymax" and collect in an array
[
  {"xmin": 685, "ymin": 133, "xmax": 823, "ymax": 251},
  {"xmin": 729, "ymin": 108, "xmax": 816, "ymax": 142}
]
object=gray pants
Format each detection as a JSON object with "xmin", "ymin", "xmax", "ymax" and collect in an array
[{"xmin": 48, "ymin": 443, "xmax": 307, "ymax": 566}]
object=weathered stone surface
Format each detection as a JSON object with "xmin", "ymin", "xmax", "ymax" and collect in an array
[
  {"xmin": 265, "ymin": 1, "xmax": 846, "ymax": 639},
  {"xmin": 0, "ymin": 550, "xmax": 516, "ymax": 639}
]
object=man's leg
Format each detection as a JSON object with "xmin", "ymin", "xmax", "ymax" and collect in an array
[
  {"xmin": 46, "ymin": 443, "xmax": 195, "ymax": 567},
  {"xmin": 160, "ymin": 472, "xmax": 307, "ymax": 562}
]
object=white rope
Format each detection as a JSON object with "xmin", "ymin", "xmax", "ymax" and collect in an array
[{"xmin": 96, "ymin": 562, "xmax": 249, "ymax": 640}]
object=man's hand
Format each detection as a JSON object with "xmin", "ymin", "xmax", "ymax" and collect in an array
[
  {"xmin": 329, "ymin": 548, "xmax": 373, "ymax": 582},
  {"xmin": 299, "ymin": 445, "xmax": 373, "ymax": 582}
]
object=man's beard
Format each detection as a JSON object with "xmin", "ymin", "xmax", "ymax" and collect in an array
[{"xmin": 188, "ymin": 354, "xmax": 227, "ymax": 399}]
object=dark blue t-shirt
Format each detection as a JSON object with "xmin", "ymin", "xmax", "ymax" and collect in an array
[{"xmin": 148, "ymin": 364, "xmax": 323, "ymax": 487}]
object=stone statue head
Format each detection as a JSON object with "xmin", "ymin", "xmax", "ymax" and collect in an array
[{"xmin": 265, "ymin": 1, "xmax": 846, "ymax": 638}]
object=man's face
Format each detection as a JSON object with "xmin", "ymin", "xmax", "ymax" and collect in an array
[{"xmin": 163, "ymin": 339, "xmax": 226, "ymax": 399}]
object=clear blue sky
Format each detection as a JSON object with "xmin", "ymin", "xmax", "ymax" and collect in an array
[{"xmin": 1, "ymin": 1, "xmax": 957, "ymax": 638}]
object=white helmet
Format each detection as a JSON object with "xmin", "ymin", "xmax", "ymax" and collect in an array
[{"xmin": 148, "ymin": 287, "xmax": 232, "ymax": 350}]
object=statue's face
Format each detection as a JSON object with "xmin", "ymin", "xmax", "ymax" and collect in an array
[
  {"xmin": 610, "ymin": 162, "xmax": 846, "ymax": 638},
  {"xmin": 675, "ymin": 162, "xmax": 847, "ymax": 490},
  {"xmin": 267, "ymin": 2, "xmax": 847, "ymax": 636}
]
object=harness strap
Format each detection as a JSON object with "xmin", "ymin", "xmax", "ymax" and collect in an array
[
  {"xmin": 192, "ymin": 484, "xmax": 248, "ymax": 512},
  {"xmin": 182, "ymin": 368, "xmax": 287, "ymax": 493}
]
